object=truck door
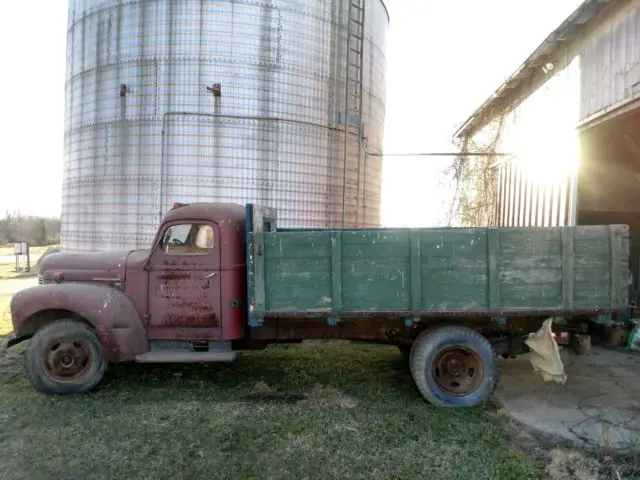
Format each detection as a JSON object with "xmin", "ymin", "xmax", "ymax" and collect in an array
[{"xmin": 147, "ymin": 221, "xmax": 222, "ymax": 339}]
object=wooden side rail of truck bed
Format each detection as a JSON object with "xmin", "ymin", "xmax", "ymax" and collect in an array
[{"xmin": 247, "ymin": 205, "xmax": 630, "ymax": 324}]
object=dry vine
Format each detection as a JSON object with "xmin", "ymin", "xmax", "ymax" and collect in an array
[{"xmin": 446, "ymin": 114, "xmax": 506, "ymax": 227}]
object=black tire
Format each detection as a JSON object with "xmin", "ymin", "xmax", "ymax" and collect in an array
[
  {"xmin": 24, "ymin": 319, "xmax": 108, "ymax": 395},
  {"xmin": 410, "ymin": 326, "xmax": 499, "ymax": 408}
]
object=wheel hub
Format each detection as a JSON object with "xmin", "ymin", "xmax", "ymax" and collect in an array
[
  {"xmin": 60, "ymin": 354, "xmax": 74, "ymax": 368},
  {"xmin": 446, "ymin": 358, "xmax": 461, "ymax": 376},
  {"xmin": 432, "ymin": 346, "xmax": 484, "ymax": 396},
  {"xmin": 41, "ymin": 338, "xmax": 93, "ymax": 382}
]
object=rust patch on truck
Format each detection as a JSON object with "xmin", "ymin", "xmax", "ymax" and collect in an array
[
  {"xmin": 161, "ymin": 300, "xmax": 219, "ymax": 327},
  {"xmin": 161, "ymin": 313, "xmax": 220, "ymax": 327},
  {"xmin": 95, "ymin": 323, "xmax": 121, "ymax": 357},
  {"xmin": 10, "ymin": 283, "xmax": 148, "ymax": 362},
  {"xmin": 159, "ymin": 272, "xmax": 192, "ymax": 281}
]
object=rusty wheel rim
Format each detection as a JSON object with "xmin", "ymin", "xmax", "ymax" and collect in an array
[
  {"xmin": 431, "ymin": 346, "xmax": 484, "ymax": 396},
  {"xmin": 41, "ymin": 338, "xmax": 93, "ymax": 383}
]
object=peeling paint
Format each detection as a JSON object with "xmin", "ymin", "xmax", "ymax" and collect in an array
[
  {"xmin": 318, "ymin": 296, "xmax": 332, "ymax": 306},
  {"xmin": 250, "ymin": 224, "xmax": 629, "ymax": 320}
]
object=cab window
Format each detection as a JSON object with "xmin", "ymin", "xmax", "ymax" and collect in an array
[{"xmin": 162, "ymin": 224, "xmax": 214, "ymax": 256}]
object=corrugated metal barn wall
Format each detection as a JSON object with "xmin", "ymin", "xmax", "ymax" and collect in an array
[
  {"xmin": 494, "ymin": 161, "xmax": 575, "ymax": 227},
  {"xmin": 484, "ymin": 57, "xmax": 582, "ymax": 228},
  {"xmin": 581, "ymin": 0, "xmax": 640, "ymax": 122}
]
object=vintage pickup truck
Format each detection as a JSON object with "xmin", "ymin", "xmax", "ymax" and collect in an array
[{"xmin": 6, "ymin": 203, "xmax": 631, "ymax": 407}]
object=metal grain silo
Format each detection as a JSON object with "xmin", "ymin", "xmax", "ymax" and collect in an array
[{"xmin": 62, "ymin": 0, "xmax": 389, "ymax": 252}]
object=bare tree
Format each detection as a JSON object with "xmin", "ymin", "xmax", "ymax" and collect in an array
[{"xmin": 0, "ymin": 213, "xmax": 60, "ymax": 246}]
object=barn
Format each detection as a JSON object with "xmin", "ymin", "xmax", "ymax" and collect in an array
[{"xmin": 454, "ymin": 0, "xmax": 640, "ymax": 310}]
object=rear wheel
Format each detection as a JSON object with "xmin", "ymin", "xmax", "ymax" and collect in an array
[
  {"xmin": 25, "ymin": 319, "xmax": 108, "ymax": 395},
  {"xmin": 410, "ymin": 326, "xmax": 499, "ymax": 407}
]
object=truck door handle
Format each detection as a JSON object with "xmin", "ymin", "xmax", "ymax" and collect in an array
[{"xmin": 206, "ymin": 272, "xmax": 217, "ymax": 279}]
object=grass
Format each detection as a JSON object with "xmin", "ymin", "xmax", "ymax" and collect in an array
[
  {"xmin": 0, "ymin": 295, "xmax": 11, "ymax": 336},
  {"xmin": 0, "ymin": 341, "xmax": 545, "ymax": 480},
  {"xmin": 0, "ymin": 264, "xmax": 36, "ymax": 281},
  {"xmin": 0, "ymin": 245, "xmax": 51, "ymax": 257},
  {"xmin": 0, "ymin": 244, "xmax": 59, "ymax": 280}
]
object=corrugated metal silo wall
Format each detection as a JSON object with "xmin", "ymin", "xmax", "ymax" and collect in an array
[
  {"xmin": 471, "ymin": 58, "xmax": 582, "ymax": 228},
  {"xmin": 62, "ymin": 0, "xmax": 389, "ymax": 252}
]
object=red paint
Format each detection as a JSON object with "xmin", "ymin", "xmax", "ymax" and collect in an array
[
  {"xmin": 146, "ymin": 326, "xmax": 222, "ymax": 340},
  {"xmin": 10, "ymin": 204, "xmax": 248, "ymax": 359},
  {"xmin": 141, "ymin": 204, "xmax": 247, "ymax": 340},
  {"xmin": 9, "ymin": 283, "xmax": 148, "ymax": 361}
]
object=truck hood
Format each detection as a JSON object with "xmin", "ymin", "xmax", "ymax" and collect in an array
[{"xmin": 39, "ymin": 250, "xmax": 131, "ymax": 284}]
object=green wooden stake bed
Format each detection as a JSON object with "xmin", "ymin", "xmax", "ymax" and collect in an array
[
  {"xmin": 6, "ymin": 203, "xmax": 631, "ymax": 407},
  {"xmin": 246, "ymin": 205, "xmax": 630, "ymax": 406}
]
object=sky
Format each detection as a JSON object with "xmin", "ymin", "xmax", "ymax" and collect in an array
[{"xmin": 0, "ymin": 0, "xmax": 584, "ymax": 225}]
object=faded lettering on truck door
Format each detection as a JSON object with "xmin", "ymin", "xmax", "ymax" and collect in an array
[{"xmin": 147, "ymin": 221, "xmax": 222, "ymax": 338}]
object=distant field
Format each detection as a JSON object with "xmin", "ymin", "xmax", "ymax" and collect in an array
[
  {"xmin": 0, "ymin": 245, "xmax": 59, "ymax": 279},
  {"xmin": 0, "ymin": 264, "xmax": 37, "ymax": 281},
  {"xmin": 0, "ymin": 295, "xmax": 11, "ymax": 336},
  {"xmin": 0, "ymin": 245, "xmax": 52, "ymax": 257}
]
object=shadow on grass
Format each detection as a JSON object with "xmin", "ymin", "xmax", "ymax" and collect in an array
[
  {"xmin": 92, "ymin": 343, "xmax": 419, "ymax": 403},
  {"xmin": 0, "ymin": 343, "xmax": 542, "ymax": 480}
]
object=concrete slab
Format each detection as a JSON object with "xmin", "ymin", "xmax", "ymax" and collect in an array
[{"xmin": 496, "ymin": 347, "xmax": 640, "ymax": 453}]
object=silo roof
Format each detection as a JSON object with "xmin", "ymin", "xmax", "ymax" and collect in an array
[{"xmin": 380, "ymin": 0, "xmax": 390, "ymax": 22}]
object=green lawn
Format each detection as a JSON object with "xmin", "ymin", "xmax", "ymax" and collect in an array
[
  {"xmin": 0, "ymin": 264, "xmax": 37, "ymax": 281},
  {"xmin": 0, "ymin": 245, "xmax": 57, "ymax": 280},
  {"xmin": 0, "ymin": 245, "xmax": 51, "ymax": 257},
  {"xmin": 0, "ymin": 295, "xmax": 11, "ymax": 336},
  {"xmin": 0, "ymin": 341, "xmax": 545, "ymax": 480}
]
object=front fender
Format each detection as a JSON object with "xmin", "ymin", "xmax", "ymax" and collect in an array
[{"xmin": 10, "ymin": 283, "xmax": 148, "ymax": 361}]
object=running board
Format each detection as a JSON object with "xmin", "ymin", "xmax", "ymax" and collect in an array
[{"xmin": 135, "ymin": 351, "xmax": 237, "ymax": 363}]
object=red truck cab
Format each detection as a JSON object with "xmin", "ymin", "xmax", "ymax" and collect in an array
[
  {"xmin": 128, "ymin": 202, "xmax": 247, "ymax": 342},
  {"xmin": 8, "ymin": 203, "xmax": 255, "ymax": 394},
  {"xmin": 27, "ymin": 203, "xmax": 247, "ymax": 341}
]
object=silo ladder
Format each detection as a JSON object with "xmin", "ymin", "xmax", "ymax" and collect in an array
[{"xmin": 343, "ymin": 0, "xmax": 366, "ymax": 227}]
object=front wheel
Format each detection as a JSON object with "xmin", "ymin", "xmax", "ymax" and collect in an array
[
  {"xmin": 24, "ymin": 319, "xmax": 108, "ymax": 395},
  {"xmin": 410, "ymin": 326, "xmax": 499, "ymax": 407}
]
